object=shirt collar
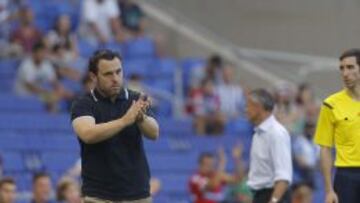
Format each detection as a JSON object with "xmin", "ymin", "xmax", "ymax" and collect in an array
[
  {"xmin": 91, "ymin": 88, "xmax": 129, "ymax": 102},
  {"xmin": 254, "ymin": 114, "xmax": 275, "ymax": 134}
]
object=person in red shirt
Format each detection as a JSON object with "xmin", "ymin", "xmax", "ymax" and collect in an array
[{"xmin": 189, "ymin": 147, "xmax": 241, "ymax": 203}]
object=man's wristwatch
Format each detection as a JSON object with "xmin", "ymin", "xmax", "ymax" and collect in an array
[{"xmin": 270, "ymin": 197, "xmax": 279, "ymax": 203}]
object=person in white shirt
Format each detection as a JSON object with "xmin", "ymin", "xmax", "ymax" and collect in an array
[
  {"xmin": 80, "ymin": 0, "xmax": 121, "ymax": 45},
  {"xmin": 216, "ymin": 65, "xmax": 246, "ymax": 119},
  {"xmin": 15, "ymin": 41, "xmax": 73, "ymax": 112},
  {"xmin": 246, "ymin": 89, "xmax": 292, "ymax": 203}
]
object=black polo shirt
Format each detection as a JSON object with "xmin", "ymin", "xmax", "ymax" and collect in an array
[{"xmin": 70, "ymin": 88, "xmax": 150, "ymax": 201}]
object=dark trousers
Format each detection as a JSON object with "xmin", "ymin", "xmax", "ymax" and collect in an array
[
  {"xmin": 334, "ymin": 168, "xmax": 360, "ymax": 203},
  {"xmin": 253, "ymin": 188, "xmax": 290, "ymax": 203}
]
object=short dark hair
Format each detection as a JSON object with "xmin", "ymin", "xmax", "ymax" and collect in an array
[
  {"xmin": 208, "ymin": 54, "xmax": 223, "ymax": 67},
  {"xmin": 198, "ymin": 152, "xmax": 214, "ymax": 164},
  {"xmin": 249, "ymin": 88, "xmax": 275, "ymax": 112},
  {"xmin": 339, "ymin": 48, "xmax": 360, "ymax": 67},
  {"xmin": 0, "ymin": 177, "xmax": 15, "ymax": 188},
  {"xmin": 32, "ymin": 40, "xmax": 46, "ymax": 52},
  {"xmin": 32, "ymin": 172, "xmax": 50, "ymax": 184},
  {"xmin": 88, "ymin": 49, "xmax": 122, "ymax": 74}
]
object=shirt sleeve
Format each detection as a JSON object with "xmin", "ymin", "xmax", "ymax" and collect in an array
[
  {"xmin": 271, "ymin": 129, "xmax": 292, "ymax": 183},
  {"xmin": 43, "ymin": 62, "xmax": 56, "ymax": 82},
  {"xmin": 17, "ymin": 60, "xmax": 36, "ymax": 83},
  {"xmin": 82, "ymin": 0, "xmax": 97, "ymax": 23},
  {"xmin": 314, "ymin": 102, "xmax": 335, "ymax": 147},
  {"xmin": 189, "ymin": 175, "xmax": 207, "ymax": 196},
  {"xmin": 70, "ymin": 97, "xmax": 94, "ymax": 121},
  {"xmin": 107, "ymin": 0, "xmax": 120, "ymax": 18}
]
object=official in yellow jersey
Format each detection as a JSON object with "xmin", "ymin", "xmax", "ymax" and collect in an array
[{"xmin": 314, "ymin": 49, "xmax": 360, "ymax": 203}]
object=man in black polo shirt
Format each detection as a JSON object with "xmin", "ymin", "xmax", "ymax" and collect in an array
[{"xmin": 70, "ymin": 49, "xmax": 159, "ymax": 203}]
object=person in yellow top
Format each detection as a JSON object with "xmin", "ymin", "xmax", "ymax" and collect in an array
[{"xmin": 314, "ymin": 49, "xmax": 360, "ymax": 203}]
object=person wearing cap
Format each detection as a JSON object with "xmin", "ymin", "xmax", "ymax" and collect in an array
[
  {"xmin": 71, "ymin": 49, "xmax": 159, "ymax": 203},
  {"xmin": 314, "ymin": 49, "xmax": 360, "ymax": 203}
]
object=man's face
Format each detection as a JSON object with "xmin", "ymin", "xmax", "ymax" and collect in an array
[
  {"xmin": 199, "ymin": 156, "xmax": 215, "ymax": 175},
  {"xmin": 94, "ymin": 58, "xmax": 123, "ymax": 98},
  {"xmin": 0, "ymin": 183, "xmax": 16, "ymax": 203},
  {"xmin": 33, "ymin": 49, "xmax": 46, "ymax": 65},
  {"xmin": 33, "ymin": 177, "xmax": 51, "ymax": 203},
  {"xmin": 340, "ymin": 56, "xmax": 360, "ymax": 89}
]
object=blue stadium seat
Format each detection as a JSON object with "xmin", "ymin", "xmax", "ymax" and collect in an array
[
  {"xmin": 0, "ymin": 58, "xmax": 20, "ymax": 75},
  {"xmin": 123, "ymin": 58, "xmax": 153, "ymax": 78},
  {"xmin": 148, "ymin": 152, "xmax": 197, "ymax": 173},
  {"xmin": 2, "ymin": 152, "xmax": 24, "ymax": 172},
  {"xmin": 149, "ymin": 58, "xmax": 178, "ymax": 78},
  {"xmin": 42, "ymin": 152, "xmax": 78, "ymax": 172},
  {"xmin": 77, "ymin": 38, "xmax": 98, "ymax": 58},
  {"xmin": 0, "ymin": 94, "xmax": 45, "ymax": 112},
  {"xmin": 123, "ymin": 36, "xmax": 156, "ymax": 59}
]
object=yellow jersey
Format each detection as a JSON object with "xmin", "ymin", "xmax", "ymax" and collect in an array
[{"xmin": 314, "ymin": 89, "xmax": 360, "ymax": 167}]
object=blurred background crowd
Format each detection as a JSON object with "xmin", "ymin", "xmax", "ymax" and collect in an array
[{"xmin": 0, "ymin": 0, "xmax": 333, "ymax": 203}]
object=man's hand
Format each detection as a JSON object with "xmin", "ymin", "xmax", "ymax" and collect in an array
[
  {"xmin": 136, "ymin": 95, "xmax": 151, "ymax": 122},
  {"xmin": 325, "ymin": 190, "xmax": 338, "ymax": 203},
  {"xmin": 123, "ymin": 100, "xmax": 144, "ymax": 126}
]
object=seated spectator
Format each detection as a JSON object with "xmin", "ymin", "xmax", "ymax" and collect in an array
[
  {"xmin": 47, "ymin": 14, "xmax": 78, "ymax": 57},
  {"xmin": 189, "ymin": 147, "xmax": 241, "ymax": 203},
  {"xmin": 293, "ymin": 121, "xmax": 319, "ymax": 188},
  {"xmin": 0, "ymin": 177, "xmax": 16, "ymax": 203},
  {"xmin": 14, "ymin": 41, "xmax": 74, "ymax": 112},
  {"xmin": 50, "ymin": 45, "xmax": 82, "ymax": 81},
  {"xmin": 47, "ymin": 15, "xmax": 86, "ymax": 80},
  {"xmin": 225, "ymin": 144, "xmax": 253, "ymax": 203},
  {"xmin": 273, "ymin": 81, "xmax": 300, "ymax": 134},
  {"xmin": 56, "ymin": 178, "xmax": 81, "ymax": 203},
  {"xmin": 191, "ymin": 54, "xmax": 224, "ymax": 90},
  {"xmin": 118, "ymin": 0, "xmax": 146, "ymax": 36},
  {"xmin": 0, "ymin": 0, "xmax": 21, "ymax": 57},
  {"xmin": 291, "ymin": 182, "xmax": 313, "ymax": 203},
  {"xmin": 31, "ymin": 172, "xmax": 53, "ymax": 203},
  {"xmin": 10, "ymin": 6, "xmax": 42, "ymax": 54},
  {"xmin": 80, "ymin": 0, "xmax": 122, "ymax": 45},
  {"xmin": 191, "ymin": 78, "xmax": 225, "ymax": 135},
  {"xmin": 216, "ymin": 65, "xmax": 246, "ymax": 120}
]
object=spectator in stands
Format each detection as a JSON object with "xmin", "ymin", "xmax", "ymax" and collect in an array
[
  {"xmin": 10, "ymin": 6, "xmax": 42, "ymax": 54},
  {"xmin": 273, "ymin": 81, "xmax": 300, "ymax": 134},
  {"xmin": 292, "ymin": 83, "xmax": 319, "ymax": 134},
  {"xmin": 47, "ymin": 14, "xmax": 78, "ymax": 58},
  {"xmin": 293, "ymin": 121, "xmax": 319, "ymax": 188},
  {"xmin": 0, "ymin": 177, "xmax": 16, "ymax": 203},
  {"xmin": 189, "ymin": 152, "xmax": 226, "ymax": 203},
  {"xmin": 80, "ymin": 0, "xmax": 122, "ymax": 45},
  {"xmin": 118, "ymin": 0, "xmax": 146, "ymax": 36},
  {"xmin": 191, "ymin": 78, "xmax": 225, "ymax": 135},
  {"xmin": 56, "ymin": 178, "xmax": 81, "ymax": 203},
  {"xmin": 51, "ymin": 44, "xmax": 82, "ymax": 80},
  {"xmin": 291, "ymin": 183, "xmax": 313, "ymax": 203},
  {"xmin": 31, "ymin": 172, "xmax": 53, "ymax": 203},
  {"xmin": 0, "ymin": 0, "xmax": 21, "ymax": 57},
  {"xmin": 14, "ymin": 41, "xmax": 74, "ymax": 112},
  {"xmin": 246, "ymin": 89, "xmax": 292, "ymax": 203},
  {"xmin": 191, "ymin": 54, "xmax": 224, "ymax": 90},
  {"xmin": 216, "ymin": 65, "xmax": 246, "ymax": 120},
  {"xmin": 225, "ymin": 144, "xmax": 253, "ymax": 203}
]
